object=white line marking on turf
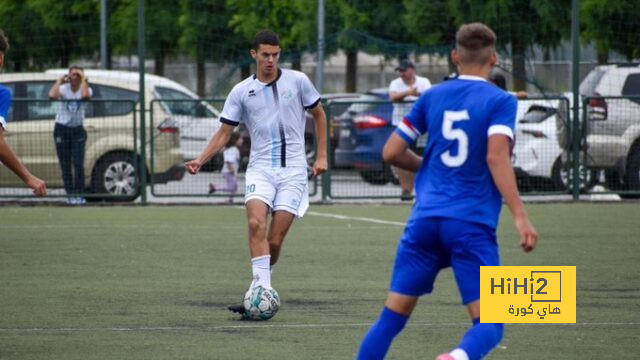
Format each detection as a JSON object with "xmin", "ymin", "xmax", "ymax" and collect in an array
[
  {"xmin": 0, "ymin": 322, "xmax": 637, "ymax": 333},
  {"xmin": 306, "ymin": 211, "xmax": 405, "ymax": 227}
]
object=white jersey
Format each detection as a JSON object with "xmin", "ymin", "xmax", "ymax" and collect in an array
[
  {"xmin": 222, "ymin": 146, "xmax": 240, "ymax": 174},
  {"xmin": 219, "ymin": 69, "xmax": 320, "ymax": 169},
  {"xmin": 389, "ymin": 75, "xmax": 431, "ymax": 126},
  {"xmin": 55, "ymin": 83, "xmax": 93, "ymax": 127}
]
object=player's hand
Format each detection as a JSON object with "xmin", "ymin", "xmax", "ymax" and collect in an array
[
  {"xmin": 185, "ymin": 159, "xmax": 203, "ymax": 175},
  {"xmin": 311, "ymin": 156, "xmax": 328, "ymax": 178},
  {"xmin": 27, "ymin": 176, "xmax": 46, "ymax": 197},
  {"xmin": 514, "ymin": 215, "xmax": 538, "ymax": 252}
]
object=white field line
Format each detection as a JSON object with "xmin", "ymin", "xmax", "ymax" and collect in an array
[
  {"xmin": 0, "ymin": 322, "xmax": 637, "ymax": 333},
  {"xmin": 305, "ymin": 211, "xmax": 405, "ymax": 227}
]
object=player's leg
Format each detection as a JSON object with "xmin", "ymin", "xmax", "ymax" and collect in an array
[
  {"xmin": 267, "ymin": 210, "xmax": 295, "ymax": 266},
  {"xmin": 357, "ymin": 217, "xmax": 443, "ymax": 360},
  {"xmin": 392, "ymin": 165, "xmax": 415, "ymax": 200},
  {"xmin": 437, "ymin": 219, "xmax": 502, "ymax": 360},
  {"xmin": 270, "ymin": 166, "xmax": 308, "ymax": 267}
]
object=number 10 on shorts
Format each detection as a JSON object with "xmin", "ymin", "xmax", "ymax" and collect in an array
[{"xmin": 480, "ymin": 266, "xmax": 576, "ymax": 323}]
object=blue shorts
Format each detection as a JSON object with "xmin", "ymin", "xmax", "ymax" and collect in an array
[{"xmin": 389, "ymin": 217, "xmax": 499, "ymax": 305}]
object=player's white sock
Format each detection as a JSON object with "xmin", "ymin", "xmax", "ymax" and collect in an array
[
  {"xmin": 270, "ymin": 265, "xmax": 274, "ymax": 275},
  {"xmin": 251, "ymin": 255, "xmax": 271, "ymax": 289},
  {"xmin": 449, "ymin": 348, "xmax": 469, "ymax": 360}
]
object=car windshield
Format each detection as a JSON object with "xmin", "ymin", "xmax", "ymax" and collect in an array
[
  {"xmin": 155, "ymin": 86, "xmax": 218, "ymax": 117},
  {"xmin": 520, "ymin": 105, "xmax": 557, "ymax": 123},
  {"xmin": 579, "ymin": 68, "xmax": 606, "ymax": 96}
]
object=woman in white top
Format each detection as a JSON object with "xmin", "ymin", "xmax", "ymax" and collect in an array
[{"xmin": 48, "ymin": 66, "xmax": 92, "ymax": 205}]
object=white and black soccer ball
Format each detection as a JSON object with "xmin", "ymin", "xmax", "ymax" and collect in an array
[{"xmin": 243, "ymin": 285, "xmax": 280, "ymax": 320}]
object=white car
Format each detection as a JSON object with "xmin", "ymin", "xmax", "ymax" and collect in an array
[
  {"xmin": 513, "ymin": 95, "xmax": 595, "ymax": 192},
  {"xmin": 45, "ymin": 69, "xmax": 222, "ymax": 167}
]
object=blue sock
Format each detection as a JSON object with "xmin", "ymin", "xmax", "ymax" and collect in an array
[
  {"xmin": 357, "ymin": 307, "xmax": 409, "ymax": 360},
  {"xmin": 457, "ymin": 318, "xmax": 503, "ymax": 360}
]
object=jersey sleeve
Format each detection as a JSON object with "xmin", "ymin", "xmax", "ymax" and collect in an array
[
  {"xmin": 219, "ymin": 87, "xmax": 243, "ymax": 126},
  {"xmin": 395, "ymin": 93, "xmax": 427, "ymax": 145},
  {"xmin": 298, "ymin": 72, "xmax": 321, "ymax": 110},
  {"xmin": 487, "ymin": 93, "xmax": 517, "ymax": 140},
  {"xmin": 0, "ymin": 86, "xmax": 12, "ymax": 130}
]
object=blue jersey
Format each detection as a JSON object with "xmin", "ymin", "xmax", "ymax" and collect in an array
[
  {"xmin": 0, "ymin": 85, "xmax": 12, "ymax": 130},
  {"xmin": 395, "ymin": 75, "xmax": 517, "ymax": 229}
]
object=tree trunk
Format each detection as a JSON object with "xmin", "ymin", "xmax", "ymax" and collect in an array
[
  {"xmin": 154, "ymin": 54, "xmax": 165, "ymax": 76},
  {"xmin": 511, "ymin": 39, "xmax": 526, "ymax": 92},
  {"xmin": 291, "ymin": 53, "xmax": 301, "ymax": 71},
  {"xmin": 196, "ymin": 52, "xmax": 206, "ymax": 97},
  {"xmin": 241, "ymin": 63, "xmax": 251, "ymax": 79},
  {"xmin": 596, "ymin": 41, "xmax": 609, "ymax": 65},
  {"xmin": 346, "ymin": 50, "xmax": 357, "ymax": 93}
]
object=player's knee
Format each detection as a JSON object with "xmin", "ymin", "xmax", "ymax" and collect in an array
[{"xmin": 247, "ymin": 217, "xmax": 266, "ymax": 235}]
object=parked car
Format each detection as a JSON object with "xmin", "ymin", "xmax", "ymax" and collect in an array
[
  {"xmin": 513, "ymin": 95, "xmax": 596, "ymax": 192},
  {"xmin": 572, "ymin": 64, "xmax": 640, "ymax": 193},
  {"xmin": 0, "ymin": 69, "xmax": 191, "ymax": 201},
  {"xmin": 333, "ymin": 89, "xmax": 400, "ymax": 184}
]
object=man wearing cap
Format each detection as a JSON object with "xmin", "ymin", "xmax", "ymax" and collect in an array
[{"xmin": 388, "ymin": 60, "xmax": 431, "ymax": 200}]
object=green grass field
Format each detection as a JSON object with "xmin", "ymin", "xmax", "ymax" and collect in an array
[{"xmin": 1, "ymin": 203, "xmax": 639, "ymax": 359}]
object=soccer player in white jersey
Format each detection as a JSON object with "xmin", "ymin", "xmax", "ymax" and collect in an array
[{"xmin": 185, "ymin": 30, "xmax": 327, "ymax": 317}]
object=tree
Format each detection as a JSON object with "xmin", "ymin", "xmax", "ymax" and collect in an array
[
  {"xmin": 179, "ymin": 0, "xmax": 246, "ymax": 97},
  {"xmin": 449, "ymin": 0, "xmax": 570, "ymax": 91},
  {"xmin": 0, "ymin": 0, "xmax": 49, "ymax": 71},
  {"xmin": 25, "ymin": 0, "xmax": 100, "ymax": 68},
  {"xmin": 226, "ymin": 0, "xmax": 315, "ymax": 71},
  {"xmin": 403, "ymin": 0, "xmax": 458, "ymax": 72},
  {"xmin": 109, "ymin": 0, "xmax": 180, "ymax": 76},
  {"xmin": 582, "ymin": 0, "xmax": 640, "ymax": 63}
]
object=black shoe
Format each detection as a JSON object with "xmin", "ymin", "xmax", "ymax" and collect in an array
[
  {"xmin": 227, "ymin": 304, "xmax": 246, "ymax": 314},
  {"xmin": 208, "ymin": 184, "xmax": 216, "ymax": 194}
]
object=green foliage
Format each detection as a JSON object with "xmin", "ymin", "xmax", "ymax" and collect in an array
[{"xmin": 582, "ymin": 0, "xmax": 640, "ymax": 61}]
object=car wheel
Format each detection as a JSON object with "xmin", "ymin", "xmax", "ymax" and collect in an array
[
  {"xmin": 92, "ymin": 152, "xmax": 141, "ymax": 202},
  {"xmin": 551, "ymin": 157, "xmax": 595, "ymax": 193},
  {"xmin": 622, "ymin": 145, "xmax": 640, "ymax": 198},
  {"xmin": 605, "ymin": 169, "xmax": 626, "ymax": 191},
  {"xmin": 359, "ymin": 169, "xmax": 389, "ymax": 185}
]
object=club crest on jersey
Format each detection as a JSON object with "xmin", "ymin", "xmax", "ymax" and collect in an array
[
  {"xmin": 248, "ymin": 89, "xmax": 256, "ymax": 97},
  {"xmin": 281, "ymin": 89, "xmax": 294, "ymax": 100}
]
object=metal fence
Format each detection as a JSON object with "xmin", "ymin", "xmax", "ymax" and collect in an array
[{"xmin": 1, "ymin": 96, "xmax": 639, "ymax": 203}]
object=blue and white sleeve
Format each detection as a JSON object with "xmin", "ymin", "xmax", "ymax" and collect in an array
[
  {"xmin": 394, "ymin": 94, "xmax": 427, "ymax": 145},
  {"xmin": 0, "ymin": 86, "xmax": 12, "ymax": 130},
  {"xmin": 488, "ymin": 94, "xmax": 517, "ymax": 140},
  {"xmin": 219, "ymin": 87, "xmax": 243, "ymax": 127}
]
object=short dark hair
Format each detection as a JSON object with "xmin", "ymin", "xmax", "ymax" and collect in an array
[
  {"xmin": 0, "ymin": 29, "xmax": 9, "ymax": 55},
  {"xmin": 252, "ymin": 30, "xmax": 280, "ymax": 50},
  {"xmin": 455, "ymin": 23, "xmax": 496, "ymax": 65}
]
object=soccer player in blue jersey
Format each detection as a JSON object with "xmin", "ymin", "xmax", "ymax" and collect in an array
[
  {"xmin": 356, "ymin": 23, "xmax": 538, "ymax": 360},
  {"xmin": 0, "ymin": 29, "xmax": 46, "ymax": 196}
]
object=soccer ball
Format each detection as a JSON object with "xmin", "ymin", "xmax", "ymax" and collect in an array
[{"xmin": 243, "ymin": 285, "xmax": 280, "ymax": 320}]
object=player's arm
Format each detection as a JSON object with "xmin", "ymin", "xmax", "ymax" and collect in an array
[
  {"xmin": 382, "ymin": 133, "xmax": 422, "ymax": 173},
  {"xmin": 0, "ymin": 128, "xmax": 46, "ymax": 196},
  {"xmin": 309, "ymin": 102, "xmax": 327, "ymax": 177},
  {"xmin": 185, "ymin": 123, "xmax": 234, "ymax": 175},
  {"xmin": 48, "ymin": 76, "xmax": 66, "ymax": 100},
  {"xmin": 486, "ymin": 134, "xmax": 538, "ymax": 252}
]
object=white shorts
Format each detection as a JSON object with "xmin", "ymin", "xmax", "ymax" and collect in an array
[{"xmin": 244, "ymin": 166, "xmax": 309, "ymax": 218}]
